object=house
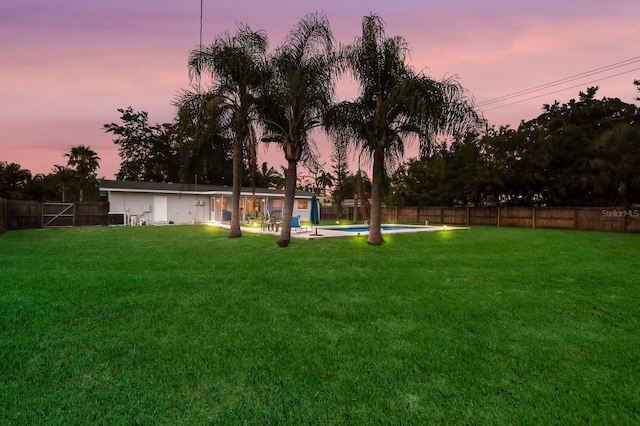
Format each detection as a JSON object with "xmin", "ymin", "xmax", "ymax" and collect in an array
[{"xmin": 99, "ymin": 180, "xmax": 315, "ymax": 225}]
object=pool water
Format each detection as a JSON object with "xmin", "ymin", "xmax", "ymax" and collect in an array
[{"xmin": 324, "ymin": 225, "xmax": 419, "ymax": 233}]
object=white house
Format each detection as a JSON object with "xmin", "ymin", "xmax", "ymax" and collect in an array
[{"xmin": 99, "ymin": 180, "xmax": 315, "ymax": 225}]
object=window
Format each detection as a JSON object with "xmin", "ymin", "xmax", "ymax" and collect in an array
[
  {"xmin": 273, "ymin": 199, "xmax": 282, "ymax": 207},
  {"xmin": 297, "ymin": 200, "xmax": 309, "ymax": 210}
]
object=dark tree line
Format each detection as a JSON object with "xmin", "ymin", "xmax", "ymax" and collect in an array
[
  {"xmin": 390, "ymin": 86, "xmax": 640, "ymax": 207},
  {"xmin": 1, "ymin": 145, "xmax": 101, "ymax": 202}
]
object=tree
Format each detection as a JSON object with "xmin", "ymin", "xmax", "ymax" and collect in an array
[
  {"xmin": 103, "ymin": 107, "xmax": 180, "ymax": 182},
  {"xmin": 330, "ymin": 171, "xmax": 371, "ymax": 220},
  {"xmin": 259, "ymin": 12, "xmax": 339, "ymax": 247},
  {"xmin": 0, "ymin": 161, "xmax": 31, "ymax": 199},
  {"xmin": 521, "ymin": 86, "xmax": 639, "ymax": 206},
  {"xmin": 254, "ymin": 162, "xmax": 285, "ymax": 189},
  {"xmin": 64, "ymin": 145, "xmax": 100, "ymax": 202},
  {"xmin": 22, "ymin": 173, "xmax": 56, "ymax": 202},
  {"xmin": 50, "ymin": 165, "xmax": 76, "ymax": 202},
  {"xmin": 330, "ymin": 134, "xmax": 350, "ymax": 206},
  {"xmin": 180, "ymin": 24, "xmax": 268, "ymax": 238},
  {"xmin": 174, "ymin": 93, "xmax": 234, "ymax": 185},
  {"xmin": 325, "ymin": 15, "xmax": 479, "ymax": 244},
  {"xmin": 316, "ymin": 170, "xmax": 334, "ymax": 196},
  {"xmin": 589, "ymin": 123, "xmax": 640, "ymax": 206}
]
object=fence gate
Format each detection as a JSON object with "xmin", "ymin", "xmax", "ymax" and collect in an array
[{"xmin": 43, "ymin": 202, "xmax": 75, "ymax": 228}]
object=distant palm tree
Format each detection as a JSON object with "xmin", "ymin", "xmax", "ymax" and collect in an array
[
  {"xmin": 258, "ymin": 162, "xmax": 285, "ymax": 189},
  {"xmin": 180, "ymin": 24, "xmax": 268, "ymax": 238},
  {"xmin": 315, "ymin": 170, "xmax": 334, "ymax": 196},
  {"xmin": 259, "ymin": 12, "xmax": 339, "ymax": 247},
  {"xmin": 64, "ymin": 145, "xmax": 100, "ymax": 202},
  {"xmin": 325, "ymin": 15, "xmax": 480, "ymax": 244},
  {"xmin": 51, "ymin": 165, "xmax": 75, "ymax": 202}
]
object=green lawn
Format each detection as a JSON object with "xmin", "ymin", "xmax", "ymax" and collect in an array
[{"xmin": 1, "ymin": 225, "xmax": 639, "ymax": 424}]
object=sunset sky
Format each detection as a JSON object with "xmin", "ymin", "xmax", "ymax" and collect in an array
[{"xmin": 2, "ymin": 0, "xmax": 639, "ymax": 178}]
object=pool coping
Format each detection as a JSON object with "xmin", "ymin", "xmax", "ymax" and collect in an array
[
  {"xmin": 295, "ymin": 224, "xmax": 469, "ymax": 239},
  {"xmin": 216, "ymin": 223, "xmax": 469, "ymax": 239}
]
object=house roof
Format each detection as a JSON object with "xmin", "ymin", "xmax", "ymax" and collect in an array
[{"xmin": 99, "ymin": 179, "xmax": 314, "ymax": 198}]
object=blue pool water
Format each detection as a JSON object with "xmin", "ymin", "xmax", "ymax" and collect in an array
[{"xmin": 324, "ymin": 225, "xmax": 418, "ymax": 233}]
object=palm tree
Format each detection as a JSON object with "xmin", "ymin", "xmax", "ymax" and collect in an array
[
  {"xmin": 315, "ymin": 170, "xmax": 334, "ymax": 196},
  {"xmin": 51, "ymin": 165, "xmax": 75, "ymax": 202},
  {"xmin": 64, "ymin": 145, "xmax": 100, "ymax": 202},
  {"xmin": 180, "ymin": 24, "xmax": 268, "ymax": 238},
  {"xmin": 325, "ymin": 15, "xmax": 480, "ymax": 244},
  {"xmin": 174, "ymin": 92, "xmax": 234, "ymax": 185},
  {"xmin": 257, "ymin": 162, "xmax": 285, "ymax": 189},
  {"xmin": 259, "ymin": 12, "xmax": 339, "ymax": 247}
]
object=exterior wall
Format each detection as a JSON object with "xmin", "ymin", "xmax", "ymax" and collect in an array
[
  {"xmin": 106, "ymin": 188, "xmax": 312, "ymax": 224},
  {"xmin": 167, "ymin": 194, "xmax": 209, "ymax": 224},
  {"xmin": 107, "ymin": 192, "xmax": 211, "ymax": 225},
  {"xmin": 293, "ymin": 198, "xmax": 311, "ymax": 222}
]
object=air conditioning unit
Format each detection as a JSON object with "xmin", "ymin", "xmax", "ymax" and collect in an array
[{"xmin": 108, "ymin": 211, "xmax": 128, "ymax": 226}]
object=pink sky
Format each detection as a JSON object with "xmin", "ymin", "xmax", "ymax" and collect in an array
[{"xmin": 2, "ymin": 0, "xmax": 639, "ymax": 179}]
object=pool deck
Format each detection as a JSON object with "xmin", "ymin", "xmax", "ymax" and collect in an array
[{"xmin": 215, "ymin": 223, "xmax": 469, "ymax": 239}]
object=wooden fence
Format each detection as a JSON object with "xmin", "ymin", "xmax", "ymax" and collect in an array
[
  {"xmin": 0, "ymin": 197, "xmax": 7, "ymax": 235},
  {"xmin": 321, "ymin": 205, "xmax": 640, "ymax": 233},
  {"xmin": 4, "ymin": 201, "xmax": 109, "ymax": 231},
  {"xmin": 2, "ymin": 201, "xmax": 638, "ymax": 234}
]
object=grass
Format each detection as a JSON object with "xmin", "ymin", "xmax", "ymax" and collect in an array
[{"xmin": 1, "ymin": 225, "xmax": 639, "ymax": 424}]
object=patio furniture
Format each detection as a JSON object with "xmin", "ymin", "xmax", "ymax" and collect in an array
[
  {"xmin": 261, "ymin": 211, "xmax": 282, "ymax": 232},
  {"xmin": 291, "ymin": 216, "xmax": 309, "ymax": 233}
]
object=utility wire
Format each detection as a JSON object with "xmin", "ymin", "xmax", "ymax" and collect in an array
[
  {"xmin": 481, "ymin": 66, "xmax": 640, "ymax": 112},
  {"xmin": 478, "ymin": 56, "xmax": 640, "ymax": 107}
]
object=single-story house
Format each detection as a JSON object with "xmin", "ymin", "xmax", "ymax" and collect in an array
[{"xmin": 99, "ymin": 180, "xmax": 315, "ymax": 225}]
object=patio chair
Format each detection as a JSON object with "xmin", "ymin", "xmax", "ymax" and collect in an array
[
  {"xmin": 261, "ymin": 210, "xmax": 282, "ymax": 232},
  {"xmin": 291, "ymin": 216, "xmax": 309, "ymax": 233},
  {"xmin": 260, "ymin": 212, "xmax": 270, "ymax": 231}
]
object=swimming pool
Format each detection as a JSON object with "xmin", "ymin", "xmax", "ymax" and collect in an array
[{"xmin": 323, "ymin": 225, "xmax": 421, "ymax": 233}]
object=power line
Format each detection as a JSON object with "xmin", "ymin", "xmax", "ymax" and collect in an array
[
  {"xmin": 481, "ymin": 65, "xmax": 640, "ymax": 112},
  {"xmin": 478, "ymin": 56, "xmax": 640, "ymax": 108},
  {"xmin": 479, "ymin": 56, "xmax": 640, "ymax": 106}
]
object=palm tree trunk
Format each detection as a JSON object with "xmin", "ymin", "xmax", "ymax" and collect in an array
[
  {"xmin": 368, "ymin": 150, "xmax": 384, "ymax": 245},
  {"xmin": 278, "ymin": 159, "xmax": 297, "ymax": 247},
  {"xmin": 228, "ymin": 137, "xmax": 243, "ymax": 238}
]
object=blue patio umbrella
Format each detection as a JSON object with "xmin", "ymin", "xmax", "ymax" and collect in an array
[{"xmin": 310, "ymin": 194, "xmax": 320, "ymax": 235}]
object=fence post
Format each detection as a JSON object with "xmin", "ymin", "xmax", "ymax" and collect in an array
[
  {"xmin": 466, "ymin": 207, "xmax": 470, "ymax": 226},
  {"xmin": 497, "ymin": 207, "xmax": 501, "ymax": 227},
  {"xmin": 37, "ymin": 202, "xmax": 43, "ymax": 228},
  {"xmin": 532, "ymin": 207, "xmax": 536, "ymax": 229},
  {"xmin": 0, "ymin": 197, "xmax": 6, "ymax": 234}
]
